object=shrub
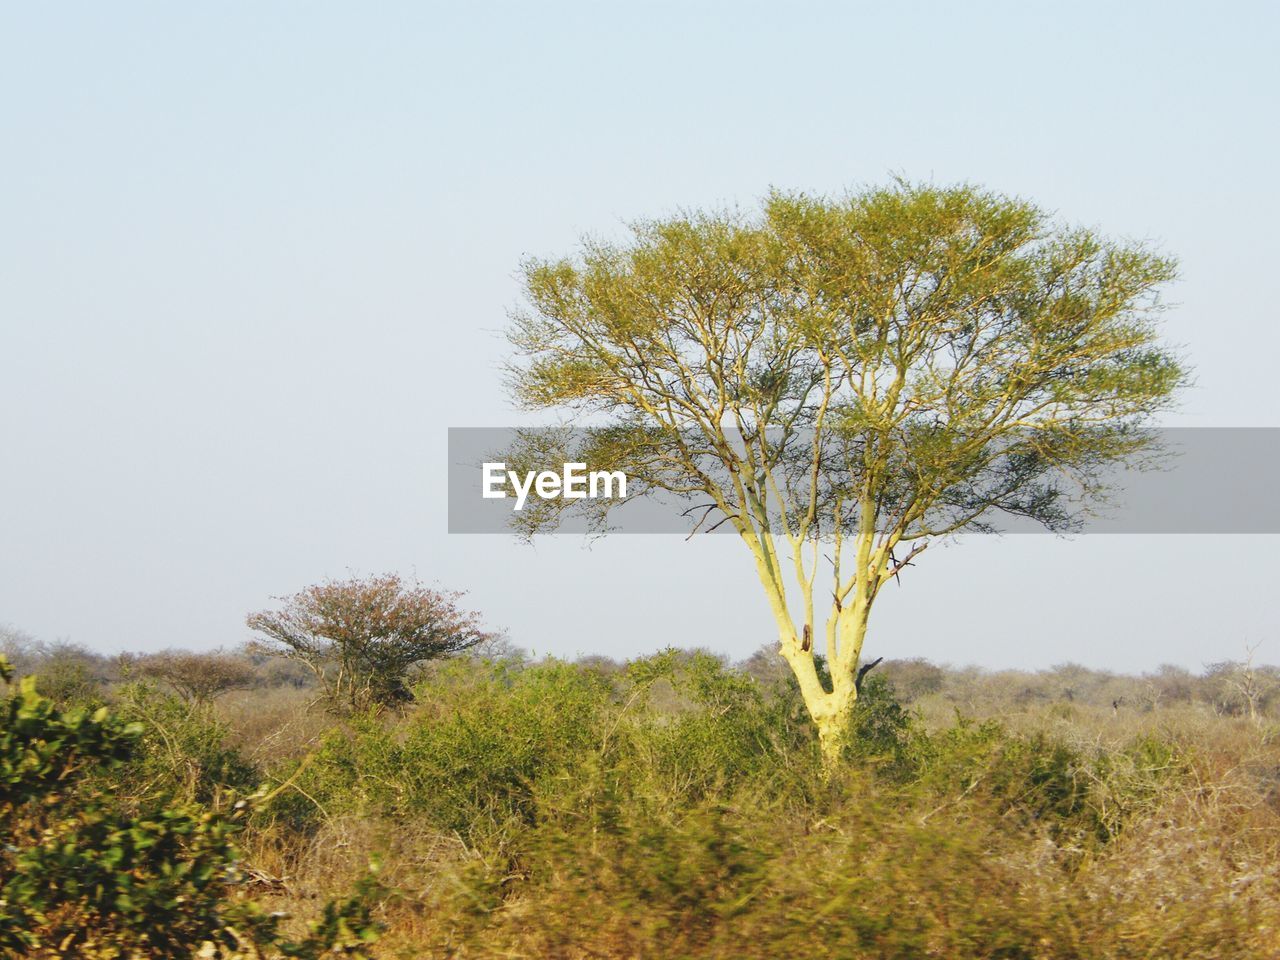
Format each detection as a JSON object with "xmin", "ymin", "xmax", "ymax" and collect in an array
[
  {"xmin": 623, "ymin": 650, "xmax": 817, "ymax": 802},
  {"xmin": 113, "ymin": 681, "xmax": 260, "ymax": 805},
  {"xmin": 393, "ymin": 659, "xmax": 610, "ymax": 829},
  {"xmin": 842, "ymin": 673, "xmax": 918, "ymax": 775},
  {"xmin": 247, "ymin": 574, "xmax": 492, "ymax": 713},
  {"xmin": 30, "ymin": 642, "xmax": 111, "ymax": 707},
  {"xmin": 0, "ymin": 656, "xmax": 380, "ymax": 958},
  {"xmin": 126, "ymin": 650, "xmax": 257, "ymax": 704}
]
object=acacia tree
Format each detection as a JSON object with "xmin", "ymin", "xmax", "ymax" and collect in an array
[
  {"xmin": 505, "ymin": 183, "xmax": 1186, "ymax": 764},
  {"xmin": 246, "ymin": 574, "xmax": 490, "ymax": 712},
  {"xmin": 128, "ymin": 650, "xmax": 256, "ymax": 704}
]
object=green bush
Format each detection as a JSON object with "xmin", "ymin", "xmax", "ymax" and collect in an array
[
  {"xmin": 915, "ymin": 714, "xmax": 1185, "ymax": 847},
  {"xmin": 282, "ymin": 657, "xmax": 615, "ymax": 840},
  {"xmin": 113, "ymin": 681, "xmax": 261, "ymax": 805},
  {"xmin": 621, "ymin": 650, "xmax": 817, "ymax": 802},
  {"xmin": 842, "ymin": 673, "xmax": 918, "ymax": 775},
  {"xmin": 0, "ymin": 656, "xmax": 380, "ymax": 959},
  {"xmin": 281, "ymin": 652, "xmax": 821, "ymax": 847}
]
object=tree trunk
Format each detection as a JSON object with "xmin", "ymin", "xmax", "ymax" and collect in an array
[
  {"xmin": 805, "ymin": 679, "xmax": 857, "ymax": 772},
  {"xmin": 743, "ymin": 528, "xmax": 873, "ymax": 772},
  {"xmin": 814, "ymin": 708, "xmax": 848, "ymax": 769}
]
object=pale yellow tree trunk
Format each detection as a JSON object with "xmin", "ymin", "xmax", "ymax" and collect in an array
[
  {"xmin": 740, "ymin": 528, "xmax": 881, "ymax": 771},
  {"xmin": 809, "ymin": 685, "xmax": 855, "ymax": 768},
  {"xmin": 770, "ymin": 593, "xmax": 874, "ymax": 769}
]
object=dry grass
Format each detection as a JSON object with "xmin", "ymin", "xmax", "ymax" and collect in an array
[
  {"xmin": 212, "ymin": 657, "xmax": 1280, "ymax": 959},
  {"xmin": 13, "ymin": 643, "xmax": 1280, "ymax": 958}
]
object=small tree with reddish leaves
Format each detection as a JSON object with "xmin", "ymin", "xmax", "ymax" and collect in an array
[{"xmin": 246, "ymin": 574, "xmax": 491, "ymax": 712}]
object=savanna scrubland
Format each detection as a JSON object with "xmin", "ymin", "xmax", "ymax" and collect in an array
[
  {"xmin": 4, "ymin": 614, "xmax": 1280, "ymax": 959},
  {"xmin": 2, "ymin": 183, "xmax": 1218, "ymax": 958}
]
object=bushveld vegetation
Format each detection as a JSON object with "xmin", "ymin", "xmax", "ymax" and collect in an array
[{"xmin": 3, "ymin": 618, "xmax": 1279, "ymax": 958}]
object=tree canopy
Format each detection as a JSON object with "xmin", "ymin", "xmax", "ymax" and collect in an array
[
  {"xmin": 505, "ymin": 182, "xmax": 1186, "ymax": 760},
  {"xmin": 247, "ymin": 574, "xmax": 491, "ymax": 712}
]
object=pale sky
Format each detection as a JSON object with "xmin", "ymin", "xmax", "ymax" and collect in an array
[{"xmin": 2, "ymin": 2, "xmax": 1278, "ymax": 672}]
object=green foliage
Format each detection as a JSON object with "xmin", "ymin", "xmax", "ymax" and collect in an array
[
  {"xmin": 917, "ymin": 715, "xmax": 1186, "ymax": 847},
  {"xmin": 292, "ymin": 658, "xmax": 615, "ymax": 837},
  {"xmin": 1, "ymin": 673, "xmax": 140, "ymax": 805},
  {"xmin": 625, "ymin": 650, "xmax": 816, "ymax": 801},
  {"xmin": 0, "ymin": 655, "xmax": 381, "ymax": 959},
  {"xmin": 4, "ymin": 800, "xmax": 262, "ymax": 957},
  {"xmin": 5, "ymin": 648, "xmax": 1257, "ymax": 958},
  {"xmin": 279, "ymin": 652, "xmax": 822, "ymax": 845},
  {"xmin": 1088, "ymin": 733, "xmax": 1185, "ymax": 841},
  {"xmin": 842, "ymin": 673, "xmax": 917, "ymax": 773},
  {"xmin": 383, "ymin": 657, "xmax": 1233, "ymax": 958},
  {"xmin": 112, "ymin": 681, "xmax": 260, "ymax": 805},
  {"xmin": 505, "ymin": 183, "xmax": 1188, "ymax": 760}
]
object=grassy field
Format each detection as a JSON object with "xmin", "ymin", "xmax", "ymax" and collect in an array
[{"xmin": 4, "ymin": 638, "xmax": 1280, "ymax": 958}]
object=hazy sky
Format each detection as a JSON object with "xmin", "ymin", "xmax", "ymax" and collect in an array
[{"xmin": 2, "ymin": 2, "xmax": 1278, "ymax": 672}]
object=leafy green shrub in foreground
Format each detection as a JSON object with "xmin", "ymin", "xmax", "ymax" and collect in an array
[{"xmin": 0, "ymin": 656, "xmax": 379, "ymax": 959}]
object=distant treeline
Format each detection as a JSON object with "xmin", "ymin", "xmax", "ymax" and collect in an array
[{"xmin": 4, "ymin": 623, "xmax": 1275, "ymax": 721}]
